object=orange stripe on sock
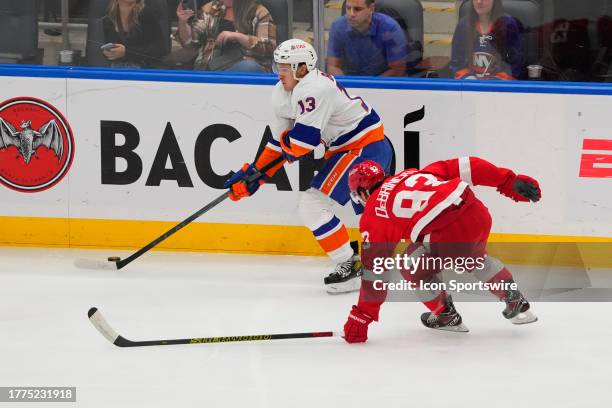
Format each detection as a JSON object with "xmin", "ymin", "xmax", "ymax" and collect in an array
[
  {"xmin": 318, "ymin": 225, "xmax": 350, "ymax": 253},
  {"xmin": 320, "ymin": 154, "xmax": 356, "ymax": 196}
]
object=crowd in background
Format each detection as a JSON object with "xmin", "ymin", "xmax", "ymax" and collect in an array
[{"xmin": 3, "ymin": 0, "xmax": 612, "ymax": 82}]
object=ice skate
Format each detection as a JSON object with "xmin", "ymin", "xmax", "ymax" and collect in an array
[
  {"xmin": 503, "ymin": 289, "xmax": 538, "ymax": 325},
  {"xmin": 420, "ymin": 298, "xmax": 469, "ymax": 332},
  {"xmin": 324, "ymin": 241, "xmax": 363, "ymax": 294}
]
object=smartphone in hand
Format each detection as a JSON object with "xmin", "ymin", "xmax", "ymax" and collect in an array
[{"xmin": 100, "ymin": 43, "xmax": 115, "ymax": 51}]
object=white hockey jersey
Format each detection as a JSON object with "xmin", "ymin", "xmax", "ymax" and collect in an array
[{"xmin": 267, "ymin": 69, "xmax": 385, "ymax": 160}]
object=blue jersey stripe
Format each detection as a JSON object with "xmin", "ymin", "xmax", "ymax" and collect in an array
[
  {"xmin": 330, "ymin": 110, "xmax": 381, "ymax": 148},
  {"xmin": 289, "ymin": 123, "xmax": 321, "ymax": 148}
]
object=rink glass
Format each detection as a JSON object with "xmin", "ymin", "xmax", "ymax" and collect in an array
[{"xmin": 1, "ymin": 1, "xmax": 610, "ymax": 82}]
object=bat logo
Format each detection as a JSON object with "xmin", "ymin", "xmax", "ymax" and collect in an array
[
  {"xmin": 0, "ymin": 118, "xmax": 64, "ymax": 164},
  {"xmin": 0, "ymin": 97, "xmax": 74, "ymax": 193}
]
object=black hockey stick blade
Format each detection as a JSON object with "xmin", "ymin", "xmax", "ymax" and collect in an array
[{"xmin": 88, "ymin": 307, "xmax": 337, "ymax": 347}]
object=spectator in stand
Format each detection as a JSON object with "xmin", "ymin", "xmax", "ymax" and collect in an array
[
  {"xmin": 102, "ymin": 0, "xmax": 166, "ymax": 68},
  {"xmin": 326, "ymin": 0, "xmax": 408, "ymax": 77},
  {"xmin": 450, "ymin": 0, "xmax": 523, "ymax": 80},
  {"xmin": 175, "ymin": 0, "xmax": 277, "ymax": 72}
]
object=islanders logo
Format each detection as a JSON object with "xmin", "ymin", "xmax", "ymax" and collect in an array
[{"xmin": 0, "ymin": 97, "xmax": 74, "ymax": 192}]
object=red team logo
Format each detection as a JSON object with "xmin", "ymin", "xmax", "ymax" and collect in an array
[{"xmin": 0, "ymin": 97, "xmax": 74, "ymax": 192}]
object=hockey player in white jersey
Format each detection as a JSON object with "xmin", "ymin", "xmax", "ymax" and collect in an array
[{"xmin": 224, "ymin": 39, "xmax": 393, "ymax": 293}]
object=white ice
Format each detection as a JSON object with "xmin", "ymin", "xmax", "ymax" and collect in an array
[{"xmin": 0, "ymin": 247, "xmax": 610, "ymax": 408}]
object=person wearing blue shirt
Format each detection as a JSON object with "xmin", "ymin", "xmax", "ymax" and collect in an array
[{"xmin": 326, "ymin": 0, "xmax": 408, "ymax": 76}]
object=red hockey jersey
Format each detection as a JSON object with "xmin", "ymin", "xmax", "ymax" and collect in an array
[{"xmin": 359, "ymin": 156, "xmax": 516, "ymax": 244}]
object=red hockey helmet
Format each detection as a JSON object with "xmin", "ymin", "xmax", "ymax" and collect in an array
[{"xmin": 348, "ymin": 160, "xmax": 385, "ymax": 205}]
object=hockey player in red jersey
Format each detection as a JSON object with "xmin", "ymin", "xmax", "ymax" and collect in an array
[{"xmin": 342, "ymin": 157, "xmax": 541, "ymax": 343}]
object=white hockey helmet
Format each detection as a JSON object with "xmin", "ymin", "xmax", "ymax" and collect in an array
[{"xmin": 273, "ymin": 39, "xmax": 318, "ymax": 79}]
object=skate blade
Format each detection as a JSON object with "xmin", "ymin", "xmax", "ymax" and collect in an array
[
  {"xmin": 325, "ymin": 278, "xmax": 361, "ymax": 294},
  {"xmin": 431, "ymin": 322, "xmax": 470, "ymax": 333},
  {"xmin": 509, "ymin": 310, "xmax": 538, "ymax": 325}
]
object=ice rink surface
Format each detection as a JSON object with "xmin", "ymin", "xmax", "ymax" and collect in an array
[{"xmin": 1, "ymin": 247, "xmax": 610, "ymax": 408}]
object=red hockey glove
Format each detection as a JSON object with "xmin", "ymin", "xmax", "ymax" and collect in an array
[
  {"xmin": 223, "ymin": 163, "xmax": 265, "ymax": 202},
  {"xmin": 498, "ymin": 174, "xmax": 541, "ymax": 202},
  {"xmin": 343, "ymin": 305, "xmax": 373, "ymax": 344}
]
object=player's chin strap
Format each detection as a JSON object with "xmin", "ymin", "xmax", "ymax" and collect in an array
[
  {"xmin": 291, "ymin": 62, "xmax": 301, "ymax": 81},
  {"xmin": 350, "ymin": 190, "xmax": 368, "ymax": 207},
  {"xmin": 351, "ymin": 180, "xmax": 382, "ymax": 207},
  {"xmin": 292, "ymin": 64, "xmax": 313, "ymax": 81}
]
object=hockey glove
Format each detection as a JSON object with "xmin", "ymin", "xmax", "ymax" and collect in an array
[
  {"xmin": 223, "ymin": 163, "xmax": 265, "ymax": 202},
  {"xmin": 343, "ymin": 305, "xmax": 373, "ymax": 344},
  {"xmin": 498, "ymin": 174, "xmax": 541, "ymax": 203},
  {"xmin": 279, "ymin": 129, "xmax": 299, "ymax": 163},
  {"xmin": 282, "ymin": 150, "xmax": 299, "ymax": 163}
]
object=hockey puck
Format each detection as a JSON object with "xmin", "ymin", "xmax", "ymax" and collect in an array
[{"xmin": 107, "ymin": 256, "xmax": 121, "ymax": 262}]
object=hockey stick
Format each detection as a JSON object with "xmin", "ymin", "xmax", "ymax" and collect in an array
[
  {"xmin": 88, "ymin": 307, "xmax": 337, "ymax": 347},
  {"xmin": 75, "ymin": 155, "xmax": 285, "ymax": 271}
]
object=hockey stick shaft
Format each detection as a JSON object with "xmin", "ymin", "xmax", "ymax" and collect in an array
[
  {"xmin": 88, "ymin": 307, "xmax": 335, "ymax": 347},
  {"xmin": 114, "ymin": 155, "xmax": 285, "ymax": 269},
  {"xmin": 114, "ymin": 192, "xmax": 228, "ymax": 269},
  {"xmin": 117, "ymin": 331, "xmax": 335, "ymax": 347}
]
